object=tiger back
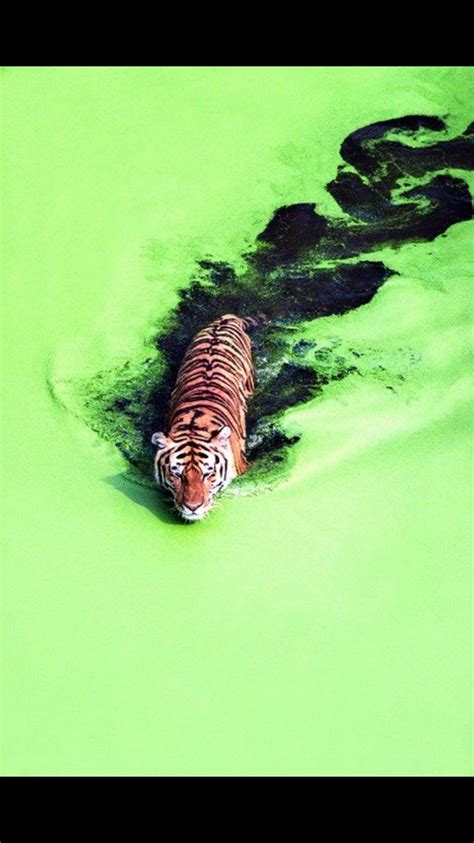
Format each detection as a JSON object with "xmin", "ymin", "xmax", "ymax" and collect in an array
[{"xmin": 151, "ymin": 313, "xmax": 263, "ymax": 521}]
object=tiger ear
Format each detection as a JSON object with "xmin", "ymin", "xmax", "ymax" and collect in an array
[
  {"xmin": 151, "ymin": 431, "xmax": 170, "ymax": 449},
  {"xmin": 215, "ymin": 425, "xmax": 232, "ymax": 446}
]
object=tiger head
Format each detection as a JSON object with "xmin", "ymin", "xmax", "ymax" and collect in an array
[{"xmin": 151, "ymin": 426, "xmax": 235, "ymax": 522}]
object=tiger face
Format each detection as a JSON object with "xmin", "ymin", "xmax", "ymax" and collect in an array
[{"xmin": 151, "ymin": 426, "xmax": 236, "ymax": 522}]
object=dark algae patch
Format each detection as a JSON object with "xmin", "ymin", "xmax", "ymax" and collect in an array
[{"xmin": 59, "ymin": 115, "xmax": 474, "ymax": 491}]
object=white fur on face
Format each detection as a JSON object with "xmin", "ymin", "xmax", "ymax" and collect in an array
[{"xmin": 179, "ymin": 506, "xmax": 208, "ymax": 522}]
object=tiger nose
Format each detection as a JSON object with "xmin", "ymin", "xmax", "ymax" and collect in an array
[{"xmin": 184, "ymin": 502, "xmax": 203, "ymax": 512}]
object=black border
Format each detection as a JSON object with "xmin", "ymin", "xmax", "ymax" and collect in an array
[{"xmin": 0, "ymin": 774, "xmax": 471, "ymax": 839}]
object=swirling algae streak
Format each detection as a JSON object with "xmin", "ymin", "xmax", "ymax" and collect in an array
[{"xmin": 51, "ymin": 115, "xmax": 473, "ymax": 490}]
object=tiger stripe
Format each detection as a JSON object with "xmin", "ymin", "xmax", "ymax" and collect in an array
[{"xmin": 151, "ymin": 313, "xmax": 265, "ymax": 521}]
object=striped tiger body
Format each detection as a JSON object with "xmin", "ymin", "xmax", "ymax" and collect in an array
[{"xmin": 152, "ymin": 314, "xmax": 264, "ymax": 521}]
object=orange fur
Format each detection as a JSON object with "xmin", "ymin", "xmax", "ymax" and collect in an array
[{"xmin": 166, "ymin": 314, "xmax": 256, "ymax": 475}]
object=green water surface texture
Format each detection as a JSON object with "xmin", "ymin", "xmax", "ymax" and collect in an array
[{"xmin": 2, "ymin": 67, "xmax": 473, "ymax": 776}]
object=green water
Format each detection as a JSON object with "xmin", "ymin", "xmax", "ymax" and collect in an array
[{"xmin": 2, "ymin": 67, "xmax": 473, "ymax": 776}]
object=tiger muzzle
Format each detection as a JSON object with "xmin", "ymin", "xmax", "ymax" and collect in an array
[{"xmin": 180, "ymin": 466, "xmax": 206, "ymax": 511}]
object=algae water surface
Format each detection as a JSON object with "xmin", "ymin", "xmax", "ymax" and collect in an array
[{"xmin": 2, "ymin": 67, "xmax": 473, "ymax": 775}]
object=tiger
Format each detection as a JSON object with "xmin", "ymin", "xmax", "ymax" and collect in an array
[{"xmin": 151, "ymin": 313, "xmax": 266, "ymax": 522}]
